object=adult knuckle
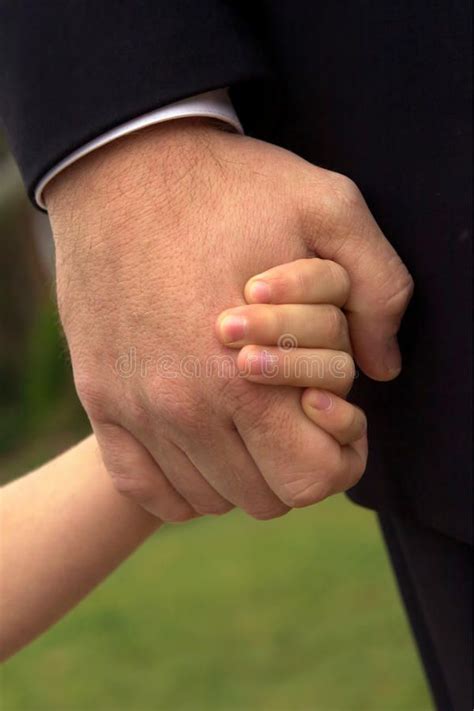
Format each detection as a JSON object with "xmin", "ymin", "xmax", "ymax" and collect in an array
[
  {"xmin": 320, "ymin": 173, "xmax": 362, "ymax": 221},
  {"xmin": 301, "ymin": 171, "xmax": 362, "ymax": 239},
  {"xmin": 376, "ymin": 259, "xmax": 415, "ymax": 318},
  {"xmin": 279, "ymin": 475, "xmax": 331, "ymax": 508},
  {"xmin": 74, "ymin": 373, "xmax": 110, "ymax": 422},
  {"xmin": 109, "ymin": 471, "xmax": 152, "ymax": 503},
  {"xmin": 330, "ymin": 173, "xmax": 362, "ymax": 208},
  {"xmin": 193, "ymin": 498, "xmax": 234, "ymax": 516},
  {"xmin": 248, "ymin": 501, "xmax": 290, "ymax": 521},
  {"xmin": 385, "ymin": 274, "xmax": 415, "ymax": 316},
  {"xmin": 163, "ymin": 505, "xmax": 196, "ymax": 524},
  {"xmin": 348, "ymin": 456, "xmax": 367, "ymax": 488}
]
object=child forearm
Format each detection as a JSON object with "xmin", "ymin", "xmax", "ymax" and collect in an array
[{"xmin": 0, "ymin": 435, "xmax": 160, "ymax": 661}]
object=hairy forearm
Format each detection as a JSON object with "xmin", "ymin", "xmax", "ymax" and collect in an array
[{"xmin": 0, "ymin": 436, "xmax": 160, "ymax": 661}]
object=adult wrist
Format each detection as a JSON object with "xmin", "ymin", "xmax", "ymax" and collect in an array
[{"xmin": 44, "ymin": 118, "xmax": 234, "ymax": 230}]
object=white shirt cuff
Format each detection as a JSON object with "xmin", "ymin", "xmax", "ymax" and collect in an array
[{"xmin": 35, "ymin": 88, "xmax": 242, "ymax": 209}]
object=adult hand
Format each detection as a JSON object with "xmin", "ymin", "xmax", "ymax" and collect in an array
[{"xmin": 46, "ymin": 119, "xmax": 413, "ymax": 521}]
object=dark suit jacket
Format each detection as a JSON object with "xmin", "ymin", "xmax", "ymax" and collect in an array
[{"xmin": 1, "ymin": 1, "xmax": 471, "ymax": 543}]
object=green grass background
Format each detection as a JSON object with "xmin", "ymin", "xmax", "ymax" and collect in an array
[{"xmin": 1, "ymin": 493, "xmax": 431, "ymax": 711}]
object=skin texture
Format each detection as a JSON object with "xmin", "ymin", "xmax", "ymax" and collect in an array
[
  {"xmin": 0, "ymin": 258, "xmax": 367, "ymax": 661},
  {"xmin": 1, "ymin": 259, "xmax": 366, "ymax": 659},
  {"xmin": 0, "ymin": 385, "xmax": 363, "ymax": 660},
  {"xmin": 217, "ymin": 259, "xmax": 368, "ymax": 505},
  {"xmin": 0, "ymin": 436, "xmax": 160, "ymax": 661},
  {"xmin": 45, "ymin": 119, "xmax": 413, "ymax": 522}
]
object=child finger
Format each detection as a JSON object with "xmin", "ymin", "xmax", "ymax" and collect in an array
[
  {"xmin": 216, "ymin": 303, "xmax": 351, "ymax": 352},
  {"xmin": 245, "ymin": 258, "xmax": 350, "ymax": 306},
  {"xmin": 236, "ymin": 345, "xmax": 356, "ymax": 397}
]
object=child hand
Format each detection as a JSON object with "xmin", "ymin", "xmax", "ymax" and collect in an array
[
  {"xmin": 216, "ymin": 258, "xmax": 367, "ymax": 470},
  {"xmin": 217, "ymin": 258, "xmax": 354, "ymax": 393}
]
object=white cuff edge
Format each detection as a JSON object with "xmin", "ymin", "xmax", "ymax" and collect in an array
[{"xmin": 35, "ymin": 89, "xmax": 243, "ymax": 209}]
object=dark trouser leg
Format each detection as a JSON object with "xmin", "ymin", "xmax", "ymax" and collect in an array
[{"xmin": 378, "ymin": 513, "xmax": 472, "ymax": 711}]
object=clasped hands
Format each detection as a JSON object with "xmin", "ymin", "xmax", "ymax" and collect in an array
[
  {"xmin": 46, "ymin": 119, "xmax": 413, "ymax": 523},
  {"xmin": 217, "ymin": 256, "xmax": 367, "ymax": 507}
]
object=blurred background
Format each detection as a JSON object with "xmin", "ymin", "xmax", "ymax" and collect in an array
[{"xmin": 0, "ymin": 137, "xmax": 431, "ymax": 711}]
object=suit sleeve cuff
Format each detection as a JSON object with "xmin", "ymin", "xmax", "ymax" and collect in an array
[{"xmin": 35, "ymin": 88, "xmax": 242, "ymax": 209}]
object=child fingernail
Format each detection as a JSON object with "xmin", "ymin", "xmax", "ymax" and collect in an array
[
  {"xmin": 220, "ymin": 315, "xmax": 247, "ymax": 343},
  {"xmin": 249, "ymin": 280, "xmax": 271, "ymax": 302},
  {"xmin": 308, "ymin": 391, "xmax": 332, "ymax": 411}
]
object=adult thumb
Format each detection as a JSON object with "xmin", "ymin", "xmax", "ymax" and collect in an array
[{"xmin": 304, "ymin": 173, "xmax": 414, "ymax": 381}]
